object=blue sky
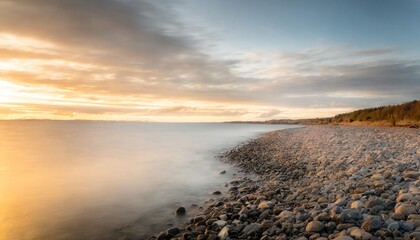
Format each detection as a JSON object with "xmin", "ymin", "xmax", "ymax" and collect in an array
[
  {"xmin": 178, "ymin": 0, "xmax": 420, "ymax": 52},
  {"xmin": 0, "ymin": 0, "xmax": 418, "ymax": 121}
]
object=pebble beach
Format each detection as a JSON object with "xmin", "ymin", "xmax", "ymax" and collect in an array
[{"xmin": 152, "ymin": 126, "xmax": 420, "ymax": 240}]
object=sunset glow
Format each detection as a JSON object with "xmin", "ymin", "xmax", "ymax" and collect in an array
[{"xmin": 0, "ymin": 0, "xmax": 418, "ymax": 122}]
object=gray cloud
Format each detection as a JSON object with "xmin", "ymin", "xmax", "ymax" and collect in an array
[
  {"xmin": 0, "ymin": 0, "xmax": 418, "ymax": 119},
  {"xmin": 351, "ymin": 47, "xmax": 396, "ymax": 56},
  {"xmin": 259, "ymin": 109, "xmax": 282, "ymax": 118}
]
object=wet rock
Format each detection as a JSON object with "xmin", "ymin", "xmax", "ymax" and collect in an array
[
  {"xmin": 166, "ymin": 227, "xmax": 180, "ymax": 236},
  {"xmin": 175, "ymin": 207, "xmax": 186, "ymax": 215}
]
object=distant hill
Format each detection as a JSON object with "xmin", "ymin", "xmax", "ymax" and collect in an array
[
  {"xmin": 330, "ymin": 100, "xmax": 419, "ymax": 126},
  {"xmin": 232, "ymin": 100, "xmax": 420, "ymax": 127}
]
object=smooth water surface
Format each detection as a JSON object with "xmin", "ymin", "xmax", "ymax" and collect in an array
[{"xmin": 0, "ymin": 121, "xmax": 297, "ymax": 240}]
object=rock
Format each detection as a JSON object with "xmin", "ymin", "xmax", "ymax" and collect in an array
[
  {"xmin": 335, "ymin": 198, "xmax": 348, "ymax": 206},
  {"xmin": 260, "ymin": 219, "xmax": 273, "ymax": 229},
  {"xmin": 333, "ymin": 237, "xmax": 354, "ymax": 240},
  {"xmin": 408, "ymin": 219, "xmax": 420, "ymax": 228},
  {"xmin": 214, "ymin": 220, "xmax": 227, "ymax": 227},
  {"xmin": 190, "ymin": 216, "xmax": 204, "ymax": 224},
  {"xmin": 365, "ymin": 198, "xmax": 382, "ymax": 208},
  {"xmin": 258, "ymin": 201, "xmax": 272, "ymax": 209},
  {"xmin": 314, "ymin": 212, "xmax": 329, "ymax": 221},
  {"xmin": 404, "ymin": 171, "xmax": 419, "ymax": 179},
  {"xmin": 166, "ymin": 227, "xmax": 180, "ymax": 236},
  {"xmin": 399, "ymin": 221, "xmax": 414, "ymax": 231},
  {"xmin": 277, "ymin": 210, "xmax": 293, "ymax": 218},
  {"xmin": 149, "ymin": 127, "xmax": 420, "ymax": 239},
  {"xmin": 371, "ymin": 173, "xmax": 383, "ymax": 180},
  {"xmin": 369, "ymin": 205, "xmax": 384, "ymax": 215},
  {"xmin": 156, "ymin": 232, "xmax": 167, "ymax": 240},
  {"xmin": 305, "ymin": 221, "xmax": 324, "ymax": 232},
  {"xmin": 409, "ymin": 232, "xmax": 420, "ymax": 239},
  {"xmin": 211, "ymin": 191, "xmax": 221, "ymax": 195},
  {"xmin": 361, "ymin": 215, "xmax": 382, "ymax": 231},
  {"xmin": 218, "ymin": 226, "xmax": 229, "ymax": 240},
  {"xmin": 339, "ymin": 209, "xmax": 362, "ymax": 223},
  {"xmin": 391, "ymin": 212, "xmax": 406, "ymax": 220},
  {"xmin": 396, "ymin": 193, "xmax": 414, "ymax": 202},
  {"xmin": 388, "ymin": 222, "xmax": 399, "ymax": 231},
  {"xmin": 241, "ymin": 223, "xmax": 261, "ymax": 235},
  {"xmin": 395, "ymin": 203, "xmax": 417, "ymax": 216},
  {"xmin": 351, "ymin": 201, "xmax": 364, "ymax": 209},
  {"xmin": 349, "ymin": 227, "xmax": 373, "ymax": 240},
  {"xmin": 175, "ymin": 207, "xmax": 186, "ymax": 215},
  {"xmin": 220, "ymin": 170, "xmax": 226, "ymax": 174},
  {"xmin": 337, "ymin": 223, "xmax": 355, "ymax": 231}
]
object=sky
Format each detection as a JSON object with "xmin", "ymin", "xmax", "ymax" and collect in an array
[{"xmin": 0, "ymin": 0, "xmax": 419, "ymax": 122}]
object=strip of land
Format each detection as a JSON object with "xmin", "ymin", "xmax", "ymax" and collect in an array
[
  {"xmin": 230, "ymin": 100, "xmax": 420, "ymax": 128},
  {"xmin": 152, "ymin": 126, "xmax": 420, "ymax": 240}
]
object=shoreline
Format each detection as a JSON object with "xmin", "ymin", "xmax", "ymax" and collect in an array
[{"xmin": 151, "ymin": 126, "xmax": 419, "ymax": 240}]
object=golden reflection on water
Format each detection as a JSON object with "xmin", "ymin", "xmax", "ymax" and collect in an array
[{"xmin": 0, "ymin": 121, "xmax": 293, "ymax": 240}]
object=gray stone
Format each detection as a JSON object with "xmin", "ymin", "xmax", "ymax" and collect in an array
[
  {"xmin": 214, "ymin": 220, "xmax": 227, "ymax": 227},
  {"xmin": 175, "ymin": 207, "xmax": 186, "ymax": 215},
  {"xmin": 399, "ymin": 221, "xmax": 414, "ymax": 231},
  {"xmin": 361, "ymin": 215, "xmax": 382, "ymax": 231},
  {"xmin": 166, "ymin": 227, "xmax": 180, "ymax": 236},
  {"xmin": 241, "ymin": 223, "xmax": 261, "ymax": 235},
  {"xmin": 388, "ymin": 222, "xmax": 399, "ymax": 231},
  {"xmin": 339, "ymin": 209, "xmax": 362, "ymax": 223},
  {"xmin": 365, "ymin": 198, "xmax": 382, "ymax": 208}
]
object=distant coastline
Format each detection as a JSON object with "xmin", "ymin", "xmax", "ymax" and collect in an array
[{"xmin": 228, "ymin": 100, "xmax": 420, "ymax": 128}]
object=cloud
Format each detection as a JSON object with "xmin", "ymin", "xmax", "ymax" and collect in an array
[
  {"xmin": 351, "ymin": 47, "xmax": 395, "ymax": 56},
  {"xmin": 0, "ymin": 0, "xmax": 418, "ymax": 120},
  {"xmin": 259, "ymin": 109, "xmax": 282, "ymax": 118}
]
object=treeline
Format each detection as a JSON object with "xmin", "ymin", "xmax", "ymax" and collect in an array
[
  {"xmin": 230, "ymin": 100, "xmax": 420, "ymax": 127},
  {"xmin": 331, "ymin": 100, "xmax": 420, "ymax": 125}
]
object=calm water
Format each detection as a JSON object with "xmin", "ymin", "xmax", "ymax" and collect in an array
[{"xmin": 0, "ymin": 121, "xmax": 297, "ymax": 240}]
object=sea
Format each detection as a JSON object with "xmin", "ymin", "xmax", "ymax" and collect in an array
[{"xmin": 0, "ymin": 121, "xmax": 297, "ymax": 240}]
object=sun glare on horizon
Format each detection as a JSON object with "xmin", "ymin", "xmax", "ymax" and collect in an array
[{"xmin": 0, "ymin": 0, "xmax": 418, "ymax": 121}]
